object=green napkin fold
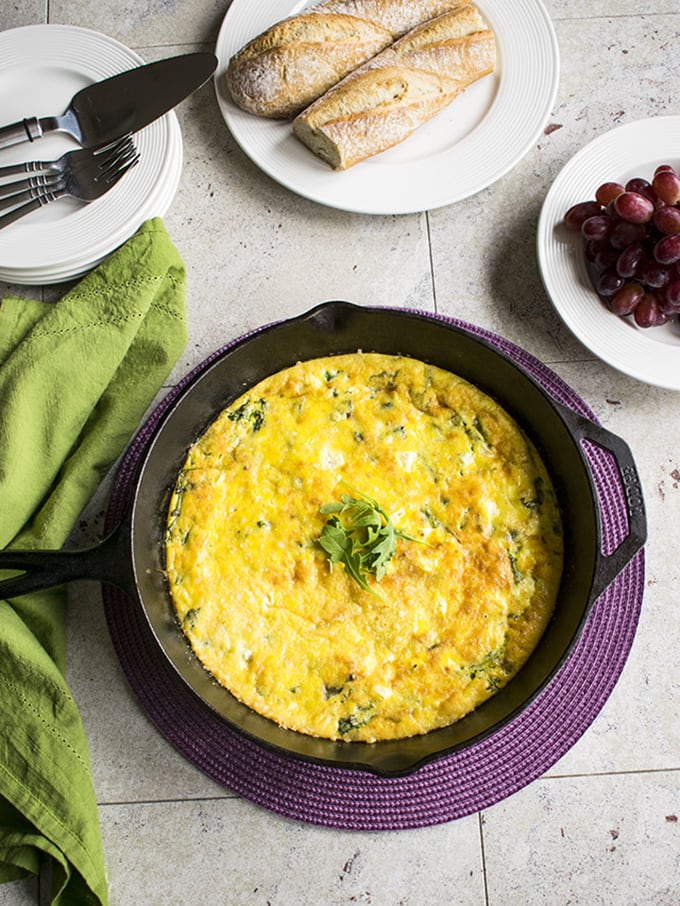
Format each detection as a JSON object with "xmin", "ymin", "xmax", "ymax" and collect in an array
[{"xmin": 0, "ymin": 218, "xmax": 187, "ymax": 905}]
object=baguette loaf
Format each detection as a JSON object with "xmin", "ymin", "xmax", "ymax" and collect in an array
[
  {"xmin": 226, "ymin": 0, "xmax": 469, "ymax": 118},
  {"xmin": 292, "ymin": 5, "xmax": 496, "ymax": 169}
]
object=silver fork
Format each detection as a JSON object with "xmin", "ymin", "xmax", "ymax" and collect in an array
[
  {"xmin": 0, "ymin": 136, "xmax": 138, "ymax": 201},
  {"xmin": 0, "ymin": 137, "xmax": 139, "ymax": 229},
  {"xmin": 0, "ymin": 136, "xmax": 138, "ymax": 212},
  {"xmin": 0, "ymin": 137, "xmax": 134, "ymax": 178}
]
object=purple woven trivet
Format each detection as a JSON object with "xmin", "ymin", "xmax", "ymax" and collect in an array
[{"xmin": 102, "ymin": 311, "xmax": 645, "ymax": 829}]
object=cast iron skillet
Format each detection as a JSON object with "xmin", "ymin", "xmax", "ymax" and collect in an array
[{"xmin": 0, "ymin": 302, "xmax": 647, "ymax": 777}]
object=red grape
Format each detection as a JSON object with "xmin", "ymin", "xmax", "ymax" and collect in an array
[
  {"xmin": 654, "ymin": 234, "xmax": 680, "ymax": 265},
  {"xmin": 606, "ymin": 199, "xmax": 623, "ymax": 221},
  {"xmin": 653, "ymin": 205, "xmax": 680, "ymax": 235},
  {"xmin": 581, "ymin": 215, "xmax": 611, "ymax": 241},
  {"xmin": 613, "ymin": 191, "xmax": 655, "ymax": 223},
  {"xmin": 638, "ymin": 259, "xmax": 672, "ymax": 288},
  {"xmin": 652, "ymin": 170, "xmax": 680, "ymax": 205},
  {"xmin": 654, "ymin": 164, "xmax": 677, "ymax": 177},
  {"xmin": 658, "ymin": 286, "xmax": 680, "ymax": 314},
  {"xmin": 609, "ymin": 281, "xmax": 644, "ymax": 315},
  {"xmin": 595, "ymin": 181, "xmax": 624, "ymax": 205},
  {"xmin": 616, "ymin": 242, "xmax": 644, "ymax": 278},
  {"xmin": 625, "ymin": 177, "xmax": 658, "ymax": 206},
  {"xmin": 564, "ymin": 200, "xmax": 602, "ymax": 230},
  {"xmin": 596, "ymin": 269, "xmax": 625, "ymax": 297},
  {"xmin": 583, "ymin": 239, "xmax": 602, "ymax": 263},
  {"xmin": 633, "ymin": 292, "xmax": 668, "ymax": 328},
  {"xmin": 609, "ymin": 219, "xmax": 646, "ymax": 249},
  {"xmin": 662, "ymin": 278, "xmax": 680, "ymax": 308},
  {"xmin": 593, "ymin": 244, "xmax": 619, "ymax": 271}
]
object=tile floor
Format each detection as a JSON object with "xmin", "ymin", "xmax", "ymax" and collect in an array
[{"xmin": 0, "ymin": 1, "xmax": 678, "ymax": 903}]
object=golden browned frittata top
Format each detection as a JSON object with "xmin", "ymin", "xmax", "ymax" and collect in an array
[{"xmin": 165, "ymin": 353, "xmax": 563, "ymax": 742}]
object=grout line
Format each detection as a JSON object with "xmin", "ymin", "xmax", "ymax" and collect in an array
[
  {"xmin": 135, "ymin": 41, "xmax": 217, "ymax": 52},
  {"xmin": 477, "ymin": 812, "xmax": 490, "ymax": 906},
  {"xmin": 540, "ymin": 354, "xmax": 601, "ymax": 366},
  {"xmin": 542, "ymin": 765, "xmax": 680, "ymax": 781},
  {"xmin": 551, "ymin": 11, "xmax": 680, "ymax": 23},
  {"xmin": 96, "ymin": 792, "xmax": 243, "ymax": 808},
  {"xmin": 94, "ymin": 765, "xmax": 680, "ymax": 810},
  {"xmin": 425, "ymin": 210, "xmax": 438, "ymax": 314}
]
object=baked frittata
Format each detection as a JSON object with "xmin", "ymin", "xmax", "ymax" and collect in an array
[{"xmin": 165, "ymin": 353, "xmax": 563, "ymax": 742}]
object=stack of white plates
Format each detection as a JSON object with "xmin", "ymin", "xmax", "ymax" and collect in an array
[{"xmin": 0, "ymin": 25, "xmax": 183, "ymax": 285}]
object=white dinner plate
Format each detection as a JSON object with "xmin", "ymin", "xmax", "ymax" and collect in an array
[
  {"xmin": 214, "ymin": 0, "xmax": 559, "ymax": 215},
  {"xmin": 537, "ymin": 116, "xmax": 680, "ymax": 391},
  {"xmin": 0, "ymin": 25, "xmax": 182, "ymax": 284}
]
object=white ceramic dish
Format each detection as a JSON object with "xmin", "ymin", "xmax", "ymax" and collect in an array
[
  {"xmin": 537, "ymin": 116, "xmax": 680, "ymax": 391},
  {"xmin": 0, "ymin": 24, "xmax": 182, "ymax": 284},
  {"xmin": 214, "ymin": 0, "xmax": 559, "ymax": 215}
]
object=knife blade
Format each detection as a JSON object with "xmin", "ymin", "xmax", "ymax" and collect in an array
[{"xmin": 0, "ymin": 51, "xmax": 217, "ymax": 151}]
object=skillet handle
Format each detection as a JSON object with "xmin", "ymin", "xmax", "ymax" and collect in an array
[
  {"xmin": 557, "ymin": 402, "xmax": 647, "ymax": 600},
  {"xmin": 0, "ymin": 522, "xmax": 134, "ymax": 601}
]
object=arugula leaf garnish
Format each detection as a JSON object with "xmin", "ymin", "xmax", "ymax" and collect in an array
[{"xmin": 317, "ymin": 487, "xmax": 421, "ymax": 598}]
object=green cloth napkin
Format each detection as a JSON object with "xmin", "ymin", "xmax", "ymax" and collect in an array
[{"xmin": 0, "ymin": 217, "xmax": 187, "ymax": 905}]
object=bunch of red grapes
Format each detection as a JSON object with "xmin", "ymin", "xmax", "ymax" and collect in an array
[{"xmin": 564, "ymin": 163, "xmax": 680, "ymax": 328}]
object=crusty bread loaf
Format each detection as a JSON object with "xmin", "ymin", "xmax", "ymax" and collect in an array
[
  {"xmin": 292, "ymin": 5, "xmax": 496, "ymax": 169},
  {"xmin": 316, "ymin": 0, "xmax": 468, "ymax": 35},
  {"xmin": 226, "ymin": 0, "xmax": 469, "ymax": 118}
]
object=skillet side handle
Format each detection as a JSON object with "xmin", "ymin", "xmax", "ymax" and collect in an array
[
  {"xmin": 0, "ymin": 522, "xmax": 133, "ymax": 601},
  {"xmin": 557, "ymin": 402, "xmax": 647, "ymax": 601}
]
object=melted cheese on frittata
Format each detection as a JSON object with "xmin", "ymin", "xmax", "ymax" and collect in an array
[{"xmin": 165, "ymin": 353, "xmax": 563, "ymax": 742}]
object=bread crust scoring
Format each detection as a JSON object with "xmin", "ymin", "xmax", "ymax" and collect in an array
[
  {"xmin": 226, "ymin": 0, "xmax": 469, "ymax": 118},
  {"xmin": 292, "ymin": 5, "xmax": 496, "ymax": 168}
]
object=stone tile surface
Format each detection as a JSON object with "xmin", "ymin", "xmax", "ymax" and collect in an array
[
  {"xmin": 48, "ymin": 0, "xmax": 225, "ymax": 47},
  {"xmin": 99, "ymin": 798, "xmax": 485, "ymax": 906},
  {"xmin": 0, "ymin": 1, "xmax": 679, "ymax": 904},
  {"xmin": 0, "ymin": 878, "xmax": 38, "ymax": 906},
  {"xmin": 0, "ymin": 3, "xmax": 46, "ymax": 31},
  {"xmin": 483, "ymin": 771, "xmax": 680, "ymax": 906}
]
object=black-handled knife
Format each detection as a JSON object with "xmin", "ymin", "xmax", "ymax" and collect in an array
[{"xmin": 0, "ymin": 51, "xmax": 217, "ymax": 151}]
